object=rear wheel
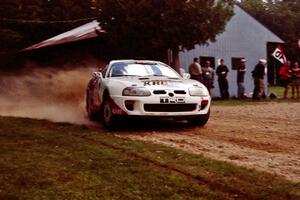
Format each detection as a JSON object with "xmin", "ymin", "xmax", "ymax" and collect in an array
[
  {"xmin": 187, "ymin": 110, "xmax": 210, "ymax": 126},
  {"xmin": 86, "ymin": 90, "xmax": 98, "ymax": 120}
]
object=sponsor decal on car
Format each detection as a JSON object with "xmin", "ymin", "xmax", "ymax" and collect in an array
[
  {"xmin": 142, "ymin": 80, "xmax": 183, "ymax": 86},
  {"xmin": 110, "ymin": 98, "xmax": 127, "ymax": 115},
  {"xmin": 143, "ymin": 80, "xmax": 168, "ymax": 86},
  {"xmin": 160, "ymin": 97, "xmax": 185, "ymax": 104}
]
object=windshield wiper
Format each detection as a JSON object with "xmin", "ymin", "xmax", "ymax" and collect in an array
[
  {"xmin": 152, "ymin": 75, "xmax": 180, "ymax": 79},
  {"xmin": 113, "ymin": 75, "xmax": 141, "ymax": 77}
]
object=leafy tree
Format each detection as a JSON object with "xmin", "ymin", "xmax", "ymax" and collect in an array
[
  {"xmin": 0, "ymin": 0, "xmax": 97, "ymax": 69},
  {"xmin": 98, "ymin": 0, "xmax": 234, "ymax": 71},
  {"xmin": 1, "ymin": 0, "xmax": 234, "ymax": 70},
  {"xmin": 0, "ymin": 0, "xmax": 96, "ymax": 45},
  {"xmin": 0, "ymin": 29, "xmax": 23, "ymax": 47},
  {"xmin": 0, "ymin": 0, "xmax": 96, "ymax": 21}
]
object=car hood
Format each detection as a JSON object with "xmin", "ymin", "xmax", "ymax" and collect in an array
[{"xmin": 107, "ymin": 76, "xmax": 204, "ymax": 90}]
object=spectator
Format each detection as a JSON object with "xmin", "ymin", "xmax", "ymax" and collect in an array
[
  {"xmin": 278, "ymin": 61, "xmax": 292, "ymax": 99},
  {"xmin": 189, "ymin": 57, "xmax": 202, "ymax": 83},
  {"xmin": 216, "ymin": 59, "xmax": 229, "ymax": 99},
  {"xmin": 202, "ymin": 61, "xmax": 215, "ymax": 96},
  {"xmin": 237, "ymin": 58, "xmax": 247, "ymax": 99},
  {"xmin": 291, "ymin": 62, "xmax": 300, "ymax": 99},
  {"xmin": 252, "ymin": 59, "xmax": 266, "ymax": 100}
]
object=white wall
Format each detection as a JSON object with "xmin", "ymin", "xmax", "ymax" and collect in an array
[{"xmin": 179, "ymin": 5, "xmax": 283, "ymax": 97}]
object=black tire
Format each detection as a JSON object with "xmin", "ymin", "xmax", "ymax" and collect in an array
[
  {"xmin": 101, "ymin": 98, "xmax": 115, "ymax": 128},
  {"xmin": 187, "ymin": 110, "xmax": 210, "ymax": 126},
  {"xmin": 86, "ymin": 90, "xmax": 98, "ymax": 120}
]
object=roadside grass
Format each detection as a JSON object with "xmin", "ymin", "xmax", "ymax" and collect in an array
[
  {"xmin": 269, "ymin": 86, "xmax": 284, "ymax": 98},
  {"xmin": 0, "ymin": 116, "xmax": 299, "ymax": 200}
]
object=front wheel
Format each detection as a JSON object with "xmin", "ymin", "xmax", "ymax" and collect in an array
[
  {"xmin": 101, "ymin": 99, "xmax": 115, "ymax": 128},
  {"xmin": 187, "ymin": 110, "xmax": 210, "ymax": 126}
]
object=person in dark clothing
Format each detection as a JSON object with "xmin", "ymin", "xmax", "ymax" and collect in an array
[
  {"xmin": 252, "ymin": 59, "xmax": 266, "ymax": 100},
  {"xmin": 237, "ymin": 59, "xmax": 247, "ymax": 99},
  {"xmin": 216, "ymin": 59, "xmax": 229, "ymax": 99},
  {"xmin": 291, "ymin": 62, "xmax": 300, "ymax": 99}
]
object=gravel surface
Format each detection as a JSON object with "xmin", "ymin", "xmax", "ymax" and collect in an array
[{"xmin": 114, "ymin": 102, "xmax": 300, "ymax": 182}]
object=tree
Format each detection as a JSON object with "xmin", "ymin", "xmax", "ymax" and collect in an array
[
  {"xmin": 98, "ymin": 0, "xmax": 234, "ymax": 71},
  {"xmin": 0, "ymin": 0, "xmax": 98, "ymax": 69},
  {"xmin": 0, "ymin": 0, "xmax": 97, "ymax": 45}
]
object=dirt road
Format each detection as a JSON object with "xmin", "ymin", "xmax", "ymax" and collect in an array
[{"xmin": 114, "ymin": 102, "xmax": 300, "ymax": 182}]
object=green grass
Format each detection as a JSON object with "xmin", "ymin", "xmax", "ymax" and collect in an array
[
  {"xmin": 269, "ymin": 86, "xmax": 284, "ymax": 98},
  {"xmin": 212, "ymin": 86, "xmax": 299, "ymax": 106},
  {"xmin": 0, "ymin": 117, "xmax": 299, "ymax": 200}
]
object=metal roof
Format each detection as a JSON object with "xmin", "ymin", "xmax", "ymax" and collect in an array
[{"xmin": 21, "ymin": 20, "xmax": 105, "ymax": 51}]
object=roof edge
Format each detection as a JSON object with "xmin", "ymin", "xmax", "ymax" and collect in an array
[{"xmin": 235, "ymin": 4, "xmax": 284, "ymax": 43}]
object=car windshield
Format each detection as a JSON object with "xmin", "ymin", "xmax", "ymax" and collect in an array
[{"xmin": 108, "ymin": 62, "xmax": 181, "ymax": 79}]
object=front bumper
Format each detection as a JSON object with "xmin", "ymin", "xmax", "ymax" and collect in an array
[{"xmin": 110, "ymin": 94, "xmax": 211, "ymax": 116}]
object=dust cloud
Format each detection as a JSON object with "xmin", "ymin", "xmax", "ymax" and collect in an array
[{"xmin": 0, "ymin": 61, "xmax": 104, "ymax": 125}]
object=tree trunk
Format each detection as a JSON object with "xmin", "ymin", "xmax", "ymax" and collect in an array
[{"xmin": 171, "ymin": 46, "xmax": 180, "ymax": 73}]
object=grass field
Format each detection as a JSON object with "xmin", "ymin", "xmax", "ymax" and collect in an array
[
  {"xmin": 212, "ymin": 86, "xmax": 300, "ymax": 106},
  {"xmin": 0, "ymin": 116, "xmax": 299, "ymax": 200},
  {"xmin": 268, "ymin": 86, "xmax": 284, "ymax": 98}
]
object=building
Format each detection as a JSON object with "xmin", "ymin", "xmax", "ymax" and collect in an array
[
  {"xmin": 21, "ymin": 5, "xmax": 284, "ymax": 97},
  {"xmin": 179, "ymin": 5, "xmax": 284, "ymax": 97},
  {"xmin": 21, "ymin": 20, "xmax": 104, "ymax": 52},
  {"xmin": 19, "ymin": 20, "xmax": 109, "ymax": 66}
]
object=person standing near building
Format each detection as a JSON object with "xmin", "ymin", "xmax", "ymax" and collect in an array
[
  {"xmin": 216, "ymin": 59, "xmax": 229, "ymax": 99},
  {"xmin": 252, "ymin": 59, "xmax": 266, "ymax": 100},
  {"xmin": 189, "ymin": 57, "xmax": 202, "ymax": 83},
  {"xmin": 278, "ymin": 61, "xmax": 292, "ymax": 99},
  {"xmin": 237, "ymin": 58, "xmax": 247, "ymax": 99},
  {"xmin": 202, "ymin": 60, "xmax": 215, "ymax": 96},
  {"xmin": 291, "ymin": 62, "xmax": 300, "ymax": 99}
]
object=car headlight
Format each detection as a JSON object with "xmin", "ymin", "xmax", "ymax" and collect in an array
[
  {"xmin": 189, "ymin": 87, "xmax": 208, "ymax": 96},
  {"xmin": 122, "ymin": 87, "xmax": 151, "ymax": 96}
]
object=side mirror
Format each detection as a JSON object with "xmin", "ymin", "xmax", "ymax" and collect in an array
[
  {"xmin": 182, "ymin": 73, "xmax": 191, "ymax": 79},
  {"xmin": 92, "ymin": 72, "xmax": 103, "ymax": 79}
]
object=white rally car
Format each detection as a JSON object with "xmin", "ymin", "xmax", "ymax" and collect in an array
[{"xmin": 86, "ymin": 60, "xmax": 211, "ymax": 128}]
